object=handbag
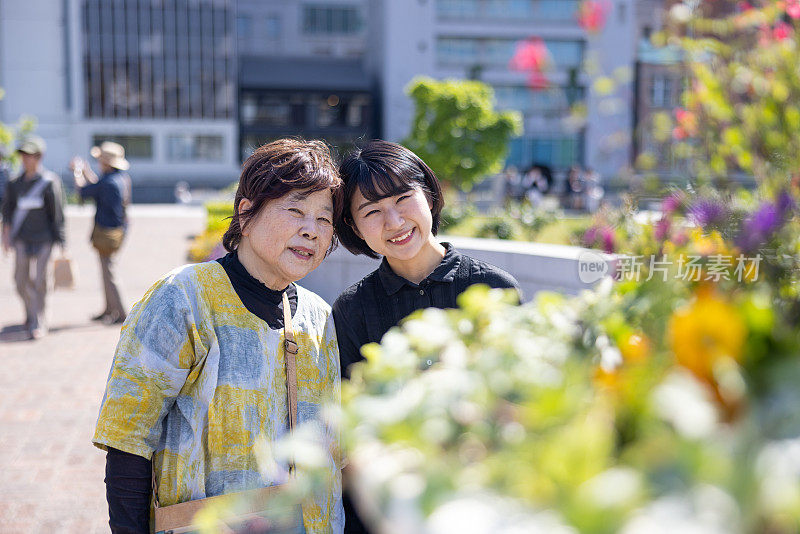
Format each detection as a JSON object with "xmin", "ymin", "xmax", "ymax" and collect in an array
[
  {"xmin": 154, "ymin": 291, "xmax": 300, "ymax": 534},
  {"xmin": 52, "ymin": 251, "xmax": 76, "ymax": 290},
  {"xmin": 90, "ymin": 225, "xmax": 125, "ymax": 256}
]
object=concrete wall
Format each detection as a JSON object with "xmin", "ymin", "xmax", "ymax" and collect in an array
[{"xmin": 298, "ymin": 235, "xmax": 614, "ymax": 305}]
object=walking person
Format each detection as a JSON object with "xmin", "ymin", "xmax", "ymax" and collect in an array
[
  {"xmin": 331, "ymin": 140, "xmax": 521, "ymax": 533},
  {"xmin": 93, "ymin": 139, "xmax": 344, "ymax": 534},
  {"xmin": 0, "ymin": 136, "xmax": 65, "ymax": 339},
  {"xmin": 70, "ymin": 141, "xmax": 131, "ymax": 324}
]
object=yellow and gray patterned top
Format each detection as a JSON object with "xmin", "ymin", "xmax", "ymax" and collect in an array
[{"xmin": 93, "ymin": 260, "xmax": 343, "ymax": 533}]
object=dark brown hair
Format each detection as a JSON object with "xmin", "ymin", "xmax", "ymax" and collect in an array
[
  {"xmin": 335, "ymin": 140, "xmax": 444, "ymax": 258},
  {"xmin": 222, "ymin": 139, "xmax": 343, "ymax": 253}
]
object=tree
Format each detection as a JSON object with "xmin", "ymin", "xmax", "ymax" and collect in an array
[{"xmin": 403, "ymin": 77, "xmax": 522, "ymax": 192}]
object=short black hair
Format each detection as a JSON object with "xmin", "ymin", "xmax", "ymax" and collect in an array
[{"xmin": 336, "ymin": 140, "xmax": 444, "ymax": 258}]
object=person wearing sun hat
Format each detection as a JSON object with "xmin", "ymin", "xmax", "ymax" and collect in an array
[
  {"xmin": 1, "ymin": 135, "xmax": 66, "ymax": 339},
  {"xmin": 70, "ymin": 141, "xmax": 132, "ymax": 324}
]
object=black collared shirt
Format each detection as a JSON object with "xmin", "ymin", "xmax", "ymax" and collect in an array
[{"xmin": 332, "ymin": 243, "xmax": 521, "ymax": 379}]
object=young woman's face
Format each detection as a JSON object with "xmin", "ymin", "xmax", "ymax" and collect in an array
[
  {"xmin": 350, "ymin": 185, "xmax": 434, "ymax": 262},
  {"xmin": 239, "ymin": 188, "xmax": 334, "ymax": 289}
]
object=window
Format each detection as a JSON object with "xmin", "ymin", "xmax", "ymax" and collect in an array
[
  {"xmin": 437, "ymin": 38, "xmax": 583, "ymax": 70},
  {"xmin": 265, "ymin": 15, "xmax": 281, "ymax": 38},
  {"xmin": 650, "ymin": 74, "xmax": 672, "ymax": 108},
  {"xmin": 494, "ymin": 85, "xmax": 584, "ymax": 116},
  {"xmin": 237, "ymin": 14, "xmax": 252, "ymax": 41},
  {"xmin": 437, "ymin": 38, "xmax": 480, "ymax": 65},
  {"xmin": 92, "ymin": 135, "xmax": 153, "ymax": 159},
  {"xmin": 507, "ymin": 135, "xmax": 583, "ymax": 169},
  {"xmin": 302, "ymin": 5, "xmax": 362, "ymax": 34},
  {"xmin": 82, "ymin": 1, "xmax": 234, "ymax": 119},
  {"xmin": 167, "ymin": 134, "xmax": 224, "ymax": 161},
  {"xmin": 437, "ymin": 0, "xmax": 580, "ymax": 20}
]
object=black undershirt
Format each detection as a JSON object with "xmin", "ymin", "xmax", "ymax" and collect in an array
[{"xmin": 104, "ymin": 250, "xmax": 296, "ymax": 533}]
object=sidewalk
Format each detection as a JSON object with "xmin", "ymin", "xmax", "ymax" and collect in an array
[{"xmin": 0, "ymin": 205, "xmax": 205, "ymax": 533}]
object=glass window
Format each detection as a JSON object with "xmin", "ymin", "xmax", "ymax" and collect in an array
[
  {"xmin": 302, "ymin": 5, "xmax": 362, "ymax": 34},
  {"xmin": 507, "ymin": 135, "xmax": 582, "ymax": 169},
  {"xmin": 650, "ymin": 74, "xmax": 673, "ymax": 108},
  {"xmin": 437, "ymin": 38, "xmax": 583, "ymax": 69},
  {"xmin": 237, "ymin": 14, "xmax": 253, "ymax": 40},
  {"xmin": 436, "ymin": 38, "xmax": 479, "ymax": 65},
  {"xmin": 436, "ymin": 0, "xmax": 479, "ymax": 17},
  {"xmin": 82, "ymin": 2, "xmax": 234, "ymax": 119},
  {"xmin": 92, "ymin": 135, "xmax": 153, "ymax": 159},
  {"xmin": 167, "ymin": 134, "xmax": 224, "ymax": 161},
  {"xmin": 265, "ymin": 14, "xmax": 281, "ymax": 38},
  {"xmin": 436, "ymin": 0, "xmax": 580, "ymax": 21},
  {"xmin": 535, "ymin": 0, "xmax": 580, "ymax": 21}
]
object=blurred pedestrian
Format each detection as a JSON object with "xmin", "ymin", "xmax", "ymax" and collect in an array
[
  {"xmin": 70, "ymin": 141, "xmax": 131, "ymax": 324},
  {"xmin": 566, "ymin": 165, "xmax": 584, "ymax": 211},
  {"xmin": 502, "ymin": 166, "xmax": 525, "ymax": 204},
  {"xmin": 0, "ymin": 148, "xmax": 10, "ymax": 208},
  {"xmin": 0, "ymin": 136, "xmax": 65, "ymax": 339},
  {"xmin": 584, "ymin": 167, "xmax": 604, "ymax": 213}
]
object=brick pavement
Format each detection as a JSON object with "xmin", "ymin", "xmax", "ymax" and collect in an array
[{"xmin": 0, "ymin": 205, "xmax": 205, "ymax": 533}]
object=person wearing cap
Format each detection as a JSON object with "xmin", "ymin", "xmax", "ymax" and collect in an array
[
  {"xmin": 70, "ymin": 141, "xmax": 132, "ymax": 325},
  {"xmin": 1, "ymin": 136, "xmax": 66, "ymax": 339}
]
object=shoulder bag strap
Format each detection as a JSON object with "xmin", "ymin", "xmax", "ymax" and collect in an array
[
  {"xmin": 282, "ymin": 290, "xmax": 298, "ymax": 475},
  {"xmin": 10, "ymin": 177, "xmax": 51, "ymax": 239}
]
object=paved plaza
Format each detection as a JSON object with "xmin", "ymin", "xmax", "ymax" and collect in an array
[{"xmin": 0, "ymin": 205, "xmax": 206, "ymax": 533}]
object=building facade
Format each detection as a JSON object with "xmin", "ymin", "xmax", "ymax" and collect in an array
[
  {"xmin": 0, "ymin": 0, "xmax": 638, "ymax": 196},
  {"xmin": 236, "ymin": 0, "xmax": 377, "ymax": 161},
  {"xmin": 367, "ymin": 0, "xmax": 637, "ymax": 179},
  {"xmin": 0, "ymin": 0, "xmax": 240, "ymax": 197}
]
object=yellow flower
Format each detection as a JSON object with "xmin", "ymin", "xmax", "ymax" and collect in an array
[
  {"xmin": 668, "ymin": 287, "xmax": 747, "ymax": 382},
  {"xmin": 619, "ymin": 332, "xmax": 651, "ymax": 363}
]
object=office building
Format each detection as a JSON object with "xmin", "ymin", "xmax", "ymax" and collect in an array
[
  {"xmin": 367, "ymin": 0, "xmax": 637, "ymax": 178},
  {"xmin": 0, "ymin": 0, "xmax": 239, "ymax": 197},
  {"xmin": 236, "ymin": 0, "xmax": 377, "ymax": 160}
]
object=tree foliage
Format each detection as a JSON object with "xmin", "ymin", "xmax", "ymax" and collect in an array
[
  {"xmin": 403, "ymin": 77, "xmax": 522, "ymax": 192},
  {"xmin": 651, "ymin": 1, "xmax": 800, "ymax": 191}
]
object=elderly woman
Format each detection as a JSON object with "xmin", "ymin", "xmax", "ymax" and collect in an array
[{"xmin": 93, "ymin": 139, "xmax": 344, "ymax": 533}]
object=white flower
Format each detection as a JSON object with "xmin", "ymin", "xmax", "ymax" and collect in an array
[
  {"xmin": 427, "ymin": 493, "xmax": 576, "ymax": 534},
  {"xmin": 621, "ymin": 486, "xmax": 740, "ymax": 534},
  {"xmin": 756, "ymin": 438, "xmax": 800, "ymax": 514},
  {"xmin": 653, "ymin": 370, "xmax": 719, "ymax": 439},
  {"xmin": 669, "ymin": 3, "xmax": 693, "ymax": 23},
  {"xmin": 579, "ymin": 467, "xmax": 642, "ymax": 509}
]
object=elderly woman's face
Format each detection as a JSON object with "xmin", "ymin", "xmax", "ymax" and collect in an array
[{"xmin": 239, "ymin": 188, "xmax": 334, "ymax": 289}]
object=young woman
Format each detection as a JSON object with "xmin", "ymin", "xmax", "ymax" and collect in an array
[
  {"xmin": 93, "ymin": 139, "xmax": 344, "ymax": 533},
  {"xmin": 332, "ymin": 140, "xmax": 520, "ymax": 533}
]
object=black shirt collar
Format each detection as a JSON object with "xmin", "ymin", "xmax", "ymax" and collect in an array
[{"xmin": 377, "ymin": 242, "xmax": 461, "ymax": 295}]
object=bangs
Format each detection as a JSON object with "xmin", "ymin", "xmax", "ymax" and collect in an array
[{"xmin": 346, "ymin": 160, "xmax": 423, "ymax": 205}]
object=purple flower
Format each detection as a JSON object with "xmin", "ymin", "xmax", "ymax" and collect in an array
[
  {"xmin": 601, "ymin": 226, "xmax": 615, "ymax": 254},
  {"xmin": 688, "ymin": 199, "xmax": 728, "ymax": 227},
  {"xmin": 662, "ymin": 191, "xmax": 685, "ymax": 214},
  {"xmin": 776, "ymin": 190, "xmax": 796, "ymax": 216},
  {"xmin": 738, "ymin": 193, "xmax": 793, "ymax": 251},
  {"xmin": 583, "ymin": 226, "xmax": 599, "ymax": 247},
  {"xmin": 655, "ymin": 217, "xmax": 671, "ymax": 241}
]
